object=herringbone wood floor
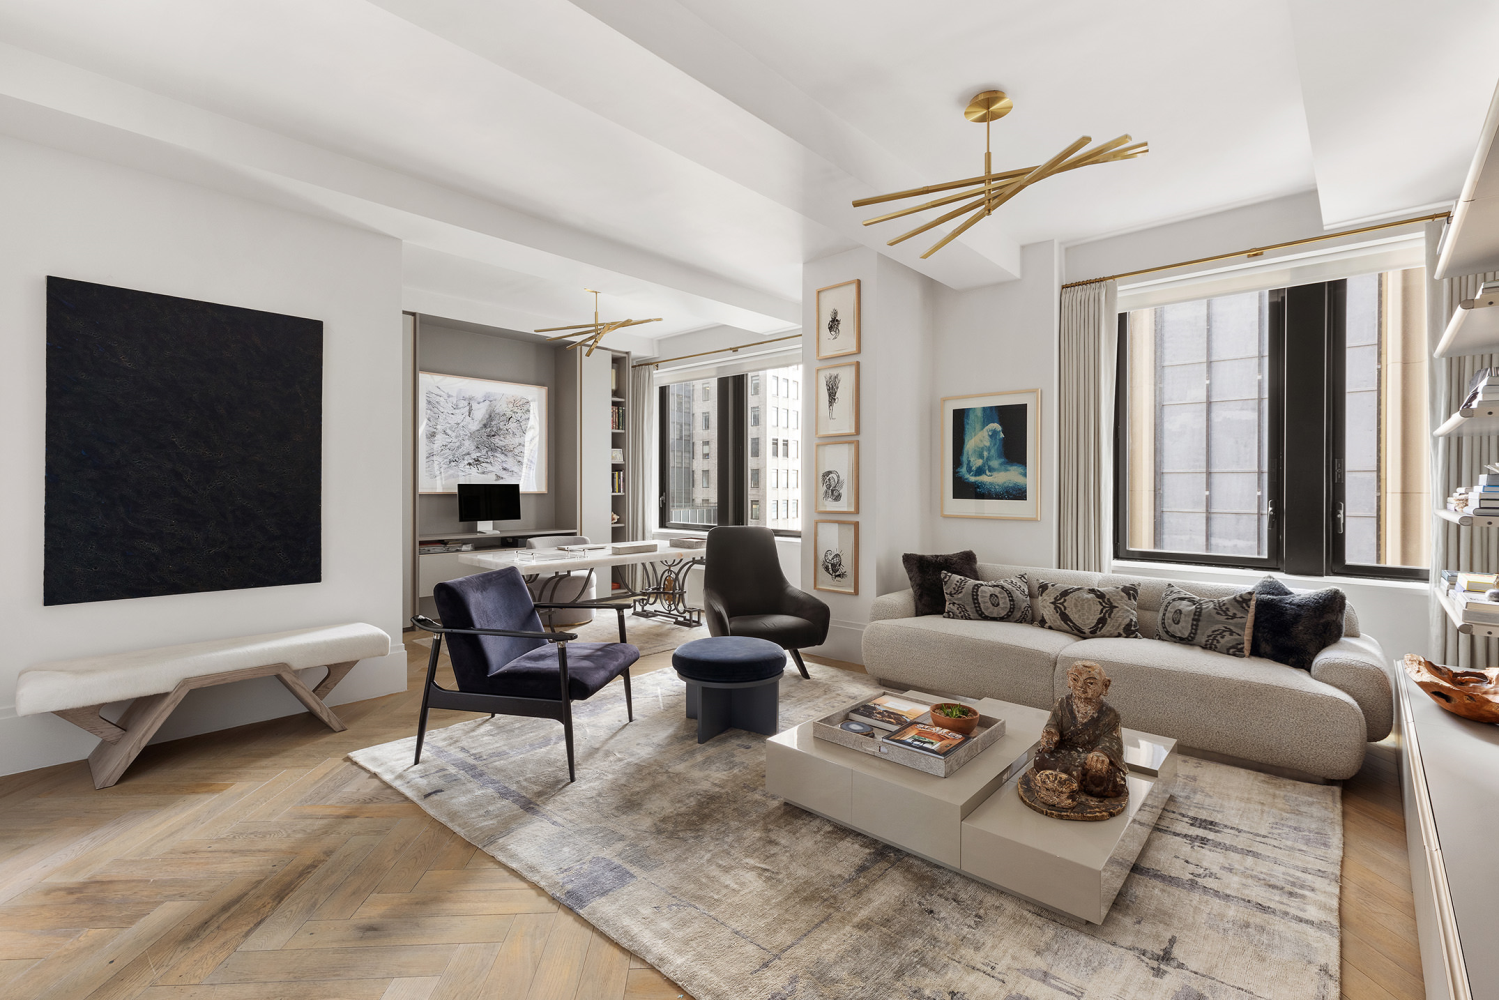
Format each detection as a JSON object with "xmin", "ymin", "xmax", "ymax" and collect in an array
[{"xmin": 0, "ymin": 634, "xmax": 1422, "ymax": 1000}]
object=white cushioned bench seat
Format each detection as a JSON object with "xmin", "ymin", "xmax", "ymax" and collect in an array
[
  {"xmin": 18, "ymin": 623, "xmax": 391, "ymax": 788},
  {"xmin": 16, "ymin": 623, "xmax": 390, "ymax": 717}
]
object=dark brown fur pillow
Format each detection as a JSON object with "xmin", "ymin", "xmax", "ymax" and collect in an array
[{"xmin": 902, "ymin": 550, "xmax": 979, "ymax": 616}]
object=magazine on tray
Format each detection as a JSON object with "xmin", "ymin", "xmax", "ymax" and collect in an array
[
  {"xmin": 883, "ymin": 721, "xmax": 968, "ymax": 757},
  {"xmin": 845, "ymin": 694, "xmax": 930, "ymax": 732}
]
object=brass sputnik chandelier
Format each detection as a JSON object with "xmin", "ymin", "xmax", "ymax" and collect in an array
[
  {"xmin": 534, "ymin": 289, "xmax": 662, "ymax": 356},
  {"xmin": 853, "ymin": 90, "xmax": 1148, "ymax": 258}
]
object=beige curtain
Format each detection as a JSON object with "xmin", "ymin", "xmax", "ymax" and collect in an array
[
  {"xmin": 626, "ymin": 363, "xmax": 654, "ymax": 589},
  {"xmin": 1058, "ymin": 280, "xmax": 1119, "ymax": 571},
  {"xmin": 1428, "ymin": 243, "xmax": 1499, "ymax": 666}
]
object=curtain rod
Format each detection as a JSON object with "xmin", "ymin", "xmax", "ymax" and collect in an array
[
  {"xmin": 631, "ymin": 333, "xmax": 801, "ymax": 369},
  {"xmin": 1059, "ymin": 210, "xmax": 1450, "ymax": 291}
]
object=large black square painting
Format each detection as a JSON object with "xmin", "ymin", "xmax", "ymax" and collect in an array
[{"xmin": 45, "ymin": 277, "xmax": 323, "ymax": 606}]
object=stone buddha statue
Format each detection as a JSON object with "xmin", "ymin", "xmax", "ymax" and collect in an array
[{"xmin": 1023, "ymin": 661, "xmax": 1128, "ymax": 816}]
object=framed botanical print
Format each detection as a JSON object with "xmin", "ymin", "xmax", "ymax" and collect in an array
[
  {"xmin": 815, "ymin": 441, "xmax": 859, "ymax": 514},
  {"xmin": 816, "ymin": 278, "xmax": 860, "ymax": 359},
  {"xmin": 815, "ymin": 361, "xmax": 858, "ymax": 437},
  {"xmin": 813, "ymin": 519, "xmax": 859, "ymax": 594},
  {"xmin": 419, "ymin": 371, "xmax": 548, "ymax": 493},
  {"xmin": 941, "ymin": 389, "xmax": 1039, "ymax": 520}
]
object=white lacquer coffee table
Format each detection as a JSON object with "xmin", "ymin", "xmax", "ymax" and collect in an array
[{"xmin": 765, "ymin": 691, "xmax": 1177, "ymax": 923}]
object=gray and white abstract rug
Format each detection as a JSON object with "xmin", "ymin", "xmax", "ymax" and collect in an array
[{"xmin": 351, "ymin": 663, "xmax": 1341, "ymax": 1000}]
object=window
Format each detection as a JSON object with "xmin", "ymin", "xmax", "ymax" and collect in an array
[
  {"xmin": 791, "ymin": 410, "xmax": 799, "ymax": 430},
  {"xmin": 792, "ymin": 380, "xmax": 799, "ymax": 399},
  {"xmin": 791, "ymin": 499, "xmax": 798, "ymax": 518},
  {"xmin": 1115, "ymin": 271, "xmax": 1428, "ymax": 579},
  {"xmin": 790, "ymin": 440, "xmax": 798, "ymax": 460},
  {"xmin": 791, "ymin": 469, "xmax": 798, "ymax": 488},
  {"xmin": 659, "ymin": 363, "xmax": 803, "ymax": 534}
]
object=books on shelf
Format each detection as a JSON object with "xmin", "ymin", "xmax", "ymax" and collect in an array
[
  {"xmin": 883, "ymin": 721, "xmax": 968, "ymax": 757},
  {"xmin": 611, "ymin": 470, "xmax": 625, "ymax": 493},
  {"xmin": 418, "ymin": 541, "xmax": 475, "ymax": 554},
  {"xmin": 610, "ymin": 405, "xmax": 625, "ymax": 429},
  {"xmin": 845, "ymin": 694, "xmax": 930, "ymax": 732}
]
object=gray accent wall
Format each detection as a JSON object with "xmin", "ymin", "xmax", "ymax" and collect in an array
[{"xmin": 417, "ymin": 319, "xmax": 561, "ymax": 536}]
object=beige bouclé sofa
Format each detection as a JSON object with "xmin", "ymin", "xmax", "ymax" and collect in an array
[{"xmin": 862, "ymin": 562, "xmax": 1391, "ymax": 781}]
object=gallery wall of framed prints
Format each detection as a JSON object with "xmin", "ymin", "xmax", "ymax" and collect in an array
[
  {"xmin": 813, "ymin": 278, "xmax": 862, "ymax": 594},
  {"xmin": 940, "ymin": 388, "xmax": 1040, "ymax": 520}
]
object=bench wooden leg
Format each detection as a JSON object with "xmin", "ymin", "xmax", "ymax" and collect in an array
[{"xmin": 55, "ymin": 659, "xmax": 361, "ymax": 788}]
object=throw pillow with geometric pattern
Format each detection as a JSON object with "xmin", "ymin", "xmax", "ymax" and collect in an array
[
  {"xmin": 1034, "ymin": 581, "xmax": 1141, "ymax": 638},
  {"xmin": 1157, "ymin": 583, "xmax": 1257, "ymax": 657},
  {"xmin": 941, "ymin": 571, "xmax": 1032, "ymax": 624}
]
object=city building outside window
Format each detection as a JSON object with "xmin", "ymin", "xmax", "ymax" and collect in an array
[
  {"xmin": 751, "ymin": 467, "xmax": 760, "ymax": 488},
  {"xmin": 702, "ymin": 468, "xmax": 710, "ymax": 488},
  {"xmin": 772, "ymin": 439, "xmax": 779, "ymax": 458},
  {"xmin": 771, "ymin": 407, "xmax": 779, "ymax": 428},
  {"xmin": 750, "ymin": 375, "xmax": 760, "ymax": 395},
  {"xmin": 751, "ymin": 500, "xmax": 760, "ymax": 520},
  {"xmin": 702, "ymin": 440, "xmax": 710, "ymax": 460},
  {"xmin": 1115, "ymin": 270, "xmax": 1427, "ymax": 579},
  {"xmin": 751, "ymin": 406, "xmax": 759, "ymax": 427},
  {"xmin": 702, "ymin": 381, "xmax": 711, "ymax": 401}
]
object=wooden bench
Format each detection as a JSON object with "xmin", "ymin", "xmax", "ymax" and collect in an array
[{"xmin": 16, "ymin": 623, "xmax": 391, "ymax": 788}]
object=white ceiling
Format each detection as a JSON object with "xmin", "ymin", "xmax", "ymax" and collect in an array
[{"xmin": 0, "ymin": 0, "xmax": 1495, "ymax": 349}]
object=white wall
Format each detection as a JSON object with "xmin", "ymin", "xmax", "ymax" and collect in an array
[
  {"xmin": 0, "ymin": 135, "xmax": 408, "ymax": 776},
  {"xmin": 928, "ymin": 241, "xmax": 1061, "ymax": 567},
  {"xmin": 801, "ymin": 248, "xmax": 936, "ymax": 661}
]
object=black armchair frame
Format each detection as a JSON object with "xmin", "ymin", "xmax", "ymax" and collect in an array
[{"xmin": 409, "ymin": 603, "xmax": 632, "ymax": 782}]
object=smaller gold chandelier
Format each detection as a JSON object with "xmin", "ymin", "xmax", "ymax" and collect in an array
[
  {"xmin": 535, "ymin": 289, "xmax": 662, "ymax": 357},
  {"xmin": 853, "ymin": 90, "xmax": 1147, "ymax": 258}
]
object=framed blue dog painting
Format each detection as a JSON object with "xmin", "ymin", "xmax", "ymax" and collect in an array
[{"xmin": 941, "ymin": 389, "xmax": 1040, "ymax": 520}]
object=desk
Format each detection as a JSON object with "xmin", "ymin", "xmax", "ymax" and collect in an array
[{"xmin": 461, "ymin": 541, "xmax": 705, "ymax": 626}]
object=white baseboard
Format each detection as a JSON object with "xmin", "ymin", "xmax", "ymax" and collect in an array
[
  {"xmin": 0, "ymin": 646, "xmax": 408, "ymax": 779},
  {"xmin": 808, "ymin": 620, "xmax": 866, "ymax": 665}
]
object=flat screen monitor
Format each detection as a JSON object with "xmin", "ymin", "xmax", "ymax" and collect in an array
[{"xmin": 457, "ymin": 482, "xmax": 521, "ymax": 523}]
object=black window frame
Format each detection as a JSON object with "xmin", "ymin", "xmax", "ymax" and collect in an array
[{"xmin": 1113, "ymin": 278, "xmax": 1426, "ymax": 582}]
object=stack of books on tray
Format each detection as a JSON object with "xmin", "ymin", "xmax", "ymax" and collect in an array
[
  {"xmin": 843, "ymin": 695, "xmax": 971, "ymax": 759},
  {"xmin": 1441, "ymin": 570, "xmax": 1499, "ymax": 628},
  {"xmin": 883, "ymin": 722, "xmax": 969, "ymax": 758}
]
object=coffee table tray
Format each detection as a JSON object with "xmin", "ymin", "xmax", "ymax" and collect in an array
[{"xmin": 812, "ymin": 692, "xmax": 1007, "ymax": 777}]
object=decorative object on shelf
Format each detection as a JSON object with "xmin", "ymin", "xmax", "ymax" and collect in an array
[
  {"xmin": 813, "ymin": 519, "xmax": 859, "ymax": 594},
  {"xmin": 534, "ymin": 288, "xmax": 661, "ymax": 357},
  {"xmin": 815, "ymin": 441, "xmax": 859, "ymax": 513},
  {"xmin": 929, "ymin": 702, "xmax": 980, "ymax": 736},
  {"xmin": 941, "ymin": 388, "xmax": 1039, "ymax": 519},
  {"xmin": 419, "ymin": 371, "xmax": 547, "ymax": 494},
  {"xmin": 815, "ymin": 361, "xmax": 859, "ymax": 436},
  {"xmin": 1403, "ymin": 653, "xmax": 1499, "ymax": 724},
  {"xmin": 852, "ymin": 90, "xmax": 1146, "ymax": 259},
  {"xmin": 816, "ymin": 279, "xmax": 860, "ymax": 359},
  {"xmin": 1020, "ymin": 661, "xmax": 1130, "ymax": 821},
  {"xmin": 610, "ymin": 448, "xmax": 625, "ymax": 463},
  {"xmin": 44, "ymin": 277, "xmax": 323, "ymax": 606}
]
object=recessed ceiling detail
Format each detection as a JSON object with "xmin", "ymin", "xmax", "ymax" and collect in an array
[{"xmin": 852, "ymin": 90, "xmax": 1148, "ymax": 258}]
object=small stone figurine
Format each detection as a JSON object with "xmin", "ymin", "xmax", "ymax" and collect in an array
[{"xmin": 1019, "ymin": 660, "xmax": 1130, "ymax": 821}]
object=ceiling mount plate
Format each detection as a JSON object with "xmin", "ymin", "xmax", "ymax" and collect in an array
[{"xmin": 964, "ymin": 90, "xmax": 1013, "ymax": 124}]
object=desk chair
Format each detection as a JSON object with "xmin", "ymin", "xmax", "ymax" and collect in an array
[
  {"xmin": 412, "ymin": 566, "xmax": 637, "ymax": 781},
  {"xmin": 525, "ymin": 535, "xmax": 596, "ymax": 627},
  {"xmin": 702, "ymin": 526, "xmax": 830, "ymax": 679}
]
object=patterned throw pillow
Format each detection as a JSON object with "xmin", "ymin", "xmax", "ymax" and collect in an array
[
  {"xmin": 1157, "ymin": 584, "xmax": 1257, "ymax": 657},
  {"xmin": 941, "ymin": 571, "xmax": 1032, "ymax": 624},
  {"xmin": 1034, "ymin": 581, "xmax": 1141, "ymax": 638}
]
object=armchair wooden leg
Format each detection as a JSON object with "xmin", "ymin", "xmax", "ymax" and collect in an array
[
  {"xmin": 414, "ymin": 636, "xmax": 442, "ymax": 766},
  {"xmin": 558, "ymin": 643, "xmax": 576, "ymax": 782},
  {"xmin": 789, "ymin": 648, "xmax": 811, "ymax": 680},
  {"xmin": 622, "ymin": 667, "xmax": 633, "ymax": 722}
]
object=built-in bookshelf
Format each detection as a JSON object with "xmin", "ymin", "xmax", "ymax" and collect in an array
[{"xmin": 609, "ymin": 353, "xmax": 630, "ymax": 591}]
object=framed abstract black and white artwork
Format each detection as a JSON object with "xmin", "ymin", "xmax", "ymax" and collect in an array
[
  {"xmin": 815, "ymin": 361, "xmax": 858, "ymax": 437},
  {"xmin": 813, "ymin": 519, "xmax": 859, "ymax": 595},
  {"xmin": 816, "ymin": 278, "xmax": 859, "ymax": 359},
  {"xmin": 419, "ymin": 371, "xmax": 548, "ymax": 494},
  {"xmin": 815, "ymin": 441, "xmax": 859, "ymax": 514},
  {"xmin": 941, "ymin": 388, "xmax": 1040, "ymax": 520}
]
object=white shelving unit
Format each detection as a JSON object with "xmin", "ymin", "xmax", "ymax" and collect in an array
[
  {"xmin": 1435, "ymin": 586, "xmax": 1499, "ymax": 638},
  {"xmin": 1437, "ymin": 507, "xmax": 1499, "ymax": 529},
  {"xmin": 1433, "ymin": 399, "xmax": 1499, "ymax": 437},
  {"xmin": 1432, "ymin": 284, "xmax": 1499, "ymax": 358}
]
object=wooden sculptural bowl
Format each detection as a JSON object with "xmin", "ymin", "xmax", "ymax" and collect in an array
[{"xmin": 1403, "ymin": 653, "xmax": 1499, "ymax": 724}]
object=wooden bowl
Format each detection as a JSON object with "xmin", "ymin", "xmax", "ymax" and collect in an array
[{"xmin": 928, "ymin": 702, "xmax": 980, "ymax": 736}]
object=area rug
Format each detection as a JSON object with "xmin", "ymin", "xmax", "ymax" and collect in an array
[{"xmin": 350, "ymin": 663, "xmax": 1341, "ymax": 1000}]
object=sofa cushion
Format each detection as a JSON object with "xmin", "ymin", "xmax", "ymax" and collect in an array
[
  {"xmin": 942, "ymin": 571, "xmax": 1032, "ymax": 624},
  {"xmin": 1251, "ymin": 577, "xmax": 1345, "ymax": 670},
  {"xmin": 902, "ymin": 551, "xmax": 980, "ymax": 617},
  {"xmin": 1035, "ymin": 581, "xmax": 1141, "ymax": 639},
  {"xmin": 1157, "ymin": 584, "xmax": 1256, "ymax": 657},
  {"xmin": 861, "ymin": 616, "xmax": 1076, "ymax": 710},
  {"xmin": 1055, "ymin": 638, "xmax": 1368, "ymax": 779}
]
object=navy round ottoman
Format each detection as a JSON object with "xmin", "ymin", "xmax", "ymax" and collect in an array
[{"xmin": 673, "ymin": 636, "xmax": 785, "ymax": 743}]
